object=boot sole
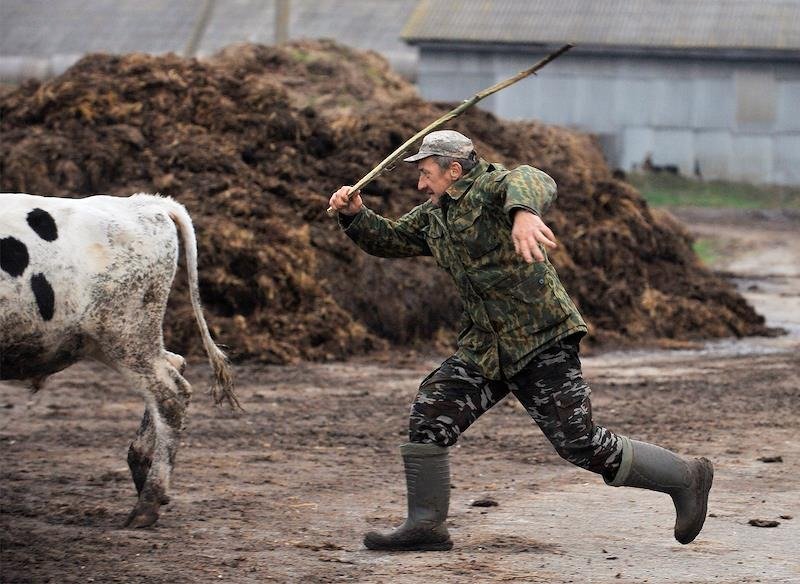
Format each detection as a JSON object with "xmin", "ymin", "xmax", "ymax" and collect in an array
[
  {"xmin": 363, "ymin": 536, "xmax": 453, "ymax": 552},
  {"xmin": 676, "ymin": 457, "xmax": 714, "ymax": 544},
  {"xmin": 364, "ymin": 541, "xmax": 453, "ymax": 552}
]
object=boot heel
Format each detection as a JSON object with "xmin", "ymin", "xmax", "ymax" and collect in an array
[
  {"xmin": 418, "ymin": 540, "xmax": 454, "ymax": 551},
  {"xmin": 676, "ymin": 458, "xmax": 714, "ymax": 544}
]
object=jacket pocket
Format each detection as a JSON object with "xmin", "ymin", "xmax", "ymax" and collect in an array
[
  {"xmin": 451, "ymin": 205, "xmax": 499, "ymax": 259},
  {"xmin": 507, "ymin": 264, "xmax": 551, "ymax": 302},
  {"xmin": 504, "ymin": 265, "xmax": 570, "ymax": 330},
  {"xmin": 423, "ymin": 222, "xmax": 450, "ymax": 268}
]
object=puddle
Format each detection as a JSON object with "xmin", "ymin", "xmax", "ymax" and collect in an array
[{"xmin": 585, "ymin": 288, "xmax": 799, "ymax": 375}]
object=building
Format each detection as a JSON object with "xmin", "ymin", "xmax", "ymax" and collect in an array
[
  {"xmin": 403, "ymin": 0, "xmax": 800, "ymax": 185},
  {"xmin": 0, "ymin": 0, "xmax": 419, "ymax": 80},
  {"xmin": 3, "ymin": 0, "xmax": 798, "ymax": 184}
]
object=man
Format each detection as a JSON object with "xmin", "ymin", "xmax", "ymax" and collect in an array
[{"xmin": 328, "ymin": 130, "xmax": 713, "ymax": 552}]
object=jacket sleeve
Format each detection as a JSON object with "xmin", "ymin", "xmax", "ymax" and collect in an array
[
  {"xmin": 338, "ymin": 204, "xmax": 432, "ymax": 258},
  {"xmin": 501, "ymin": 165, "xmax": 557, "ymax": 218}
]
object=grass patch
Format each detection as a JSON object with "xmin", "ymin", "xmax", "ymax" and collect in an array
[
  {"xmin": 627, "ymin": 173, "xmax": 800, "ymax": 209},
  {"xmin": 691, "ymin": 238, "xmax": 720, "ymax": 266},
  {"xmin": 288, "ymin": 47, "xmax": 312, "ymax": 63}
]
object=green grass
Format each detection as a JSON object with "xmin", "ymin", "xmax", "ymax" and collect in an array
[
  {"xmin": 288, "ymin": 47, "xmax": 312, "ymax": 63},
  {"xmin": 690, "ymin": 238, "xmax": 720, "ymax": 266},
  {"xmin": 627, "ymin": 173, "xmax": 800, "ymax": 209}
]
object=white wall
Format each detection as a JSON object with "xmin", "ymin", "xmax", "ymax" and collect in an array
[{"xmin": 416, "ymin": 48, "xmax": 800, "ymax": 185}]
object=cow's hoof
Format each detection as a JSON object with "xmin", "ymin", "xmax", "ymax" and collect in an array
[{"xmin": 124, "ymin": 504, "xmax": 160, "ymax": 528}]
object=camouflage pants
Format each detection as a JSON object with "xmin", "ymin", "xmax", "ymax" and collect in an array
[{"xmin": 409, "ymin": 337, "xmax": 623, "ymax": 478}]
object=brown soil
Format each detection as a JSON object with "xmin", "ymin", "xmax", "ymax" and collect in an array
[
  {"xmin": 1, "ymin": 209, "xmax": 798, "ymax": 583},
  {"xmin": 0, "ymin": 41, "xmax": 774, "ymax": 367}
]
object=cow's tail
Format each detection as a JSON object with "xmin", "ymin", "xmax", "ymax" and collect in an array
[{"xmin": 162, "ymin": 197, "xmax": 240, "ymax": 410}]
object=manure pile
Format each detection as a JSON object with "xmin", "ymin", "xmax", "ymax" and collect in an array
[{"xmin": 0, "ymin": 40, "xmax": 773, "ymax": 363}]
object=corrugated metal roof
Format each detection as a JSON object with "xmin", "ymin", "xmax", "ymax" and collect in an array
[
  {"xmin": 0, "ymin": 0, "xmax": 198, "ymax": 56},
  {"xmin": 402, "ymin": 0, "xmax": 800, "ymax": 51},
  {"xmin": 196, "ymin": 0, "xmax": 418, "ymax": 62},
  {"xmin": 0, "ymin": 1, "xmax": 418, "ymax": 74}
]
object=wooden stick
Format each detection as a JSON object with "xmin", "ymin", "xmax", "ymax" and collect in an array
[{"xmin": 327, "ymin": 43, "xmax": 574, "ymax": 216}]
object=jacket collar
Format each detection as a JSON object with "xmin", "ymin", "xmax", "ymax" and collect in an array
[{"xmin": 445, "ymin": 159, "xmax": 490, "ymax": 201}]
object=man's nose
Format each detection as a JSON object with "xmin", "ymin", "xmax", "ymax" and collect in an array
[{"xmin": 417, "ymin": 177, "xmax": 426, "ymax": 191}]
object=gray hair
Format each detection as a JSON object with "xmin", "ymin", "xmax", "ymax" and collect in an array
[{"xmin": 431, "ymin": 151, "xmax": 478, "ymax": 174}]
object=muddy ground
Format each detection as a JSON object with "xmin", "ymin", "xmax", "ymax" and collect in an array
[{"xmin": 1, "ymin": 207, "xmax": 798, "ymax": 584}]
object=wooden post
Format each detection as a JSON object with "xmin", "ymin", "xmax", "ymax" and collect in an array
[{"xmin": 275, "ymin": 0, "xmax": 290, "ymax": 44}]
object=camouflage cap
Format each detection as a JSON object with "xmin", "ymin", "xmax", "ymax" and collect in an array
[{"xmin": 403, "ymin": 130, "xmax": 475, "ymax": 162}]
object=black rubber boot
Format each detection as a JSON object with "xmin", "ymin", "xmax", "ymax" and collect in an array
[
  {"xmin": 608, "ymin": 437, "xmax": 714, "ymax": 544},
  {"xmin": 363, "ymin": 443, "xmax": 453, "ymax": 551}
]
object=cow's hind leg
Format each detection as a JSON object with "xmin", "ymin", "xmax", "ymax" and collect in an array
[
  {"xmin": 128, "ymin": 350, "xmax": 186, "ymax": 499},
  {"xmin": 121, "ymin": 357, "xmax": 191, "ymax": 528},
  {"xmin": 126, "ymin": 409, "xmax": 172, "ymax": 505},
  {"xmin": 127, "ymin": 408, "xmax": 155, "ymax": 497}
]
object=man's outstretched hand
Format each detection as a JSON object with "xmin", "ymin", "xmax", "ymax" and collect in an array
[
  {"xmin": 329, "ymin": 186, "xmax": 363, "ymax": 216},
  {"xmin": 511, "ymin": 209, "xmax": 557, "ymax": 263}
]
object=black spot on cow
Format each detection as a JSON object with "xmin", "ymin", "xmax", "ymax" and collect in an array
[
  {"xmin": 0, "ymin": 237, "xmax": 29, "ymax": 277},
  {"xmin": 27, "ymin": 208, "xmax": 59, "ymax": 241},
  {"xmin": 30, "ymin": 273, "xmax": 55, "ymax": 321}
]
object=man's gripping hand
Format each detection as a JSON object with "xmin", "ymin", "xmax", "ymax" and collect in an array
[
  {"xmin": 329, "ymin": 186, "xmax": 363, "ymax": 216},
  {"xmin": 511, "ymin": 209, "xmax": 558, "ymax": 263}
]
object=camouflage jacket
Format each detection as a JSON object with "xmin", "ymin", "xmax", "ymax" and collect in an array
[{"xmin": 340, "ymin": 159, "xmax": 587, "ymax": 380}]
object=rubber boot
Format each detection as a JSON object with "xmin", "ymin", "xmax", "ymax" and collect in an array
[
  {"xmin": 363, "ymin": 442, "xmax": 453, "ymax": 551},
  {"xmin": 607, "ymin": 436, "xmax": 714, "ymax": 544}
]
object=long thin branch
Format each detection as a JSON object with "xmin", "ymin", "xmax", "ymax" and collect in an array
[{"xmin": 327, "ymin": 43, "xmax": 574, "ymax": 216}]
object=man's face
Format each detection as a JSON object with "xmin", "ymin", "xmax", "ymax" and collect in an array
[{"xmin": 416, "ymin": 158, "xmax": 461, "ymax": 206}]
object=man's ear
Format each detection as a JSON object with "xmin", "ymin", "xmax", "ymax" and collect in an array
[{"xmin": 450, "ymin": 162, "xmax": 463, "ymax": 179}]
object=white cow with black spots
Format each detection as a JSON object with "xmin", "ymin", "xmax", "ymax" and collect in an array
[{"xmin": 0, "ymin": 192, "xmax": 238, "ymax": 528}]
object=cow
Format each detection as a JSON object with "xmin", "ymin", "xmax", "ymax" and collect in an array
[{"xmin": 0, "ymin": 192, "xmax": 239, "ymax": 528}]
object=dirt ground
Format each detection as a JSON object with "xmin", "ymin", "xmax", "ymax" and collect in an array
[{"xmin": 1, "ymin": 208, "xmax": 798, "ymax": 584}]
